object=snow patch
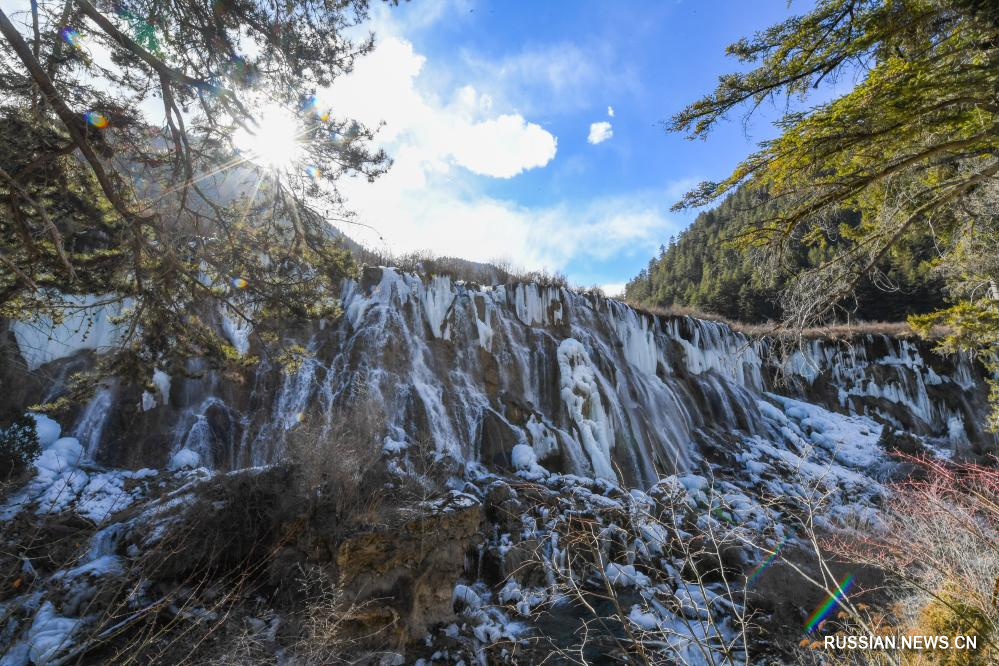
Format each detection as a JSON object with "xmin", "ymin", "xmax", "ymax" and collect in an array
[
  {"xmin": 221, "ymin": 308, "xmax": 252, "ymax": 355},
  {"xmin": 168, "ymin": 448, "xmax": 201, "ymax": 471},
  {"xmin": 26, "ymin": 601, "xmax": 78, "ymax": 664},
  {"xmin": 29, "ymin": 414, "xmax": 61, "ymax": 446}
]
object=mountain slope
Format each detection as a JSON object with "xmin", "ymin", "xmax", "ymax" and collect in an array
[{"xmin": 625, "ymin": 186, "xmax": 948, "ymax": 323}]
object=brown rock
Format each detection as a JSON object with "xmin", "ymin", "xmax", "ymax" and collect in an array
[{"xmin": 334, "ymin": 495, "xmax": 484, "ymax": 650}]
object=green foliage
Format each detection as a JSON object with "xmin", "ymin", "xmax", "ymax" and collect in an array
[
  {"xmin": 0, "ymin": 412, "xmax": 40, "ymax": 480},
  {"xmin": 0, "ymin": 0, "xmax": 386, "ymax": 396},
  {"xmin": 910, "ymin": 301, "xmax": 999, "ymax": 429},
  {"xmin": 626, "ymin": 185, "xmax": 946, "ymax": 323},
  {"xmin": 664, "ymin": 0, "xmax": 998, "ymax": 320},
  {"xmin": 655, "ymin": 0, "xmax": 999, "ymax": 420}
]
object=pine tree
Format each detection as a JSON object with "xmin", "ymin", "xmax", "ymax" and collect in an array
[
  {"xmin": 0, "ymin": 0, "xmax": 391, "ymax": 394},
  {"xmin": 661, "ymin": 0, "xmax": 998, "ymax": 422}
]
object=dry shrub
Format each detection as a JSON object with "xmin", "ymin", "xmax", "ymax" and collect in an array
[
  {"xmin": 285, "ymin": 397, "xmax": 389, "ymax": 528},
  {"xmin": 1, "ymin": 421, "xmax": 398, "ymax": 666},
  {"xmin": 289, "ymin": 571, "xmax": 350, "ymax": 663},
  {"xmin": 4, "ymin": 396, "xmax": 449, "ymax": 664},
  {"xmin": 878, "ymin": 428, "xmax": 929, "ymax": 457},
  {"xmin": 59, "ymin": 467, "xmax": 304, "ymax": 664},
  {"xmin": 198, "ymin": 568, "xmax": 381, "ymax": 666},
  {"xmin": 388, "ymin": 435, "xmax": 456, "ymax": 510},
  {"xmin": 63, "ymin": 451, "xmax": 388, "ymax": 665},
  {"xmin": 516, "ymin": 476, "xmax": 754, "ymax": 665},
  {"xmin": 829, "ymin": 455, "xmax": 999, "ymax": 663},
  {"xmin": 357, "ymin": 248, "xmax": 580, "ymax": 291},
  {"xmin": 516, "ymin": 269, "xmax": 569, "ymax": 289},
  {"xmin": 192, "ymin": 612, "xmax": 280, "ymax": 666},
  {"xmin": 284, "ymin": 566, "xmax": 388, "ymax": 664},
  {"xmin": 358, "ymin": 248, "xmax": 510, "ymax": 285},
  {"xmin": 911, "ymin": 583, "xmax": 995, "ymax": 665},
  {"xmin": 139, "ymin": 465, "xmax": 300, "ymax": 581}
]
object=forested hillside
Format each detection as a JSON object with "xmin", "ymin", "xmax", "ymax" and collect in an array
[{"xmin": 624, "ymin": 186, "xmax": 948, "ymax": 323}]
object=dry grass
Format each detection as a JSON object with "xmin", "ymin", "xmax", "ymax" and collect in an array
[
  {"xmin": 284, "ymin": 567, "xmax": 380, "ymax": 665},
  {"xmin": 356, "ymin": 248, "xmax": 611, "ymax": 293},
  {"xmin": 625, "ymin": 300, "xmax": 946, "ymax": 341},
  {"xmin": 828, "ymin": 456, "xmax": 999, "ymax": 663}
]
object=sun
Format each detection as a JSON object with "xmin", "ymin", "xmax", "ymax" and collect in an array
[{"xmin": 233, "ymin": 103, "xmax": 305, "ymax": 171}]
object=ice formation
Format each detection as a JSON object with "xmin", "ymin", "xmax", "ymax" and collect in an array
[
  {"xmin": 2, "ymin": 267, "xmax": 995, "ymax": 663},
  {"xmin": 11, "ymin": 295, "xmax": 128, "ymax": 370}
]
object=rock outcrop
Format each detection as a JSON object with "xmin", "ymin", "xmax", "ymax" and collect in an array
[{"xmin": 2, "ymin": 268, "xmax": 995, "ymax": 485}]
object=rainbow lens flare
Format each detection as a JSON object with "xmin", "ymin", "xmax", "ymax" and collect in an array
[
  {"xmin": 305, "ymin": 166, "xmax": 320, "ymax": 181},
  {"xmin": 84, "ymin": 112, "xmax": 109, "ymax": 128},
  {"xmin": 302, "ymin": 95, "xmax": 331, "ymax": 121},
  {"xmin": 746, "ymin": 535, "xmax": 788, "ymax": 588},
  {"xmin": 60, "ymin": 27, "xmax": 81, "ymax": 48},
  {"xmin": 805, "ymin": 574, "xmax": 855, "ymax": 633},
  {"xmin": 230, "ymin": 277, "xmax": 249, "ymax": 289}
]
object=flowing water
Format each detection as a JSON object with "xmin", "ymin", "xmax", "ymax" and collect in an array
[{"xmin": 7, "ymin": 267, "xmax": 996, "ymax": 486}]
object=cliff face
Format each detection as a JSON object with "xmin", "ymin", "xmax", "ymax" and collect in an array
[
  {"xmin": 0, "ymin": 268, "xmax": 993, "ymax": 486},
  {"xmin": 3, "ymin": 267, "xmax": 994, "ymax": 483},
  {"xmin": 2, "ymin": 269, "xmax": 997, "ymax": 663}
]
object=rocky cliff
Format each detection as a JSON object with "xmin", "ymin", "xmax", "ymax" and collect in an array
[
  {"xmin": 3, "ymin": 267, "xmax": 994, "ymax": 477},
  {"xmin": 1, "ymin": 268, "xmax": 996, "ymax": 664}
]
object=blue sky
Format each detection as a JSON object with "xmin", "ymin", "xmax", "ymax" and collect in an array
[
  {"xmin": 323, "ymin": 1, "xmax": 807, "ymax": 293},
  {"xmin": 0, "ymin": 0, "xmax": 812, "ymax": 294}
]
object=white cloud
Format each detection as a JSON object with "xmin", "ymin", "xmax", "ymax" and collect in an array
[
  {"xmin": 338, "ymin": 175, "xmax": 681, "ymax": 272},
  {"xmin": 323, "ymin": 37, "xmax": 555, "ymax": 180},
  {"xmin": 460, "ymin": 43, "xmax": 600, "ymax": 115},
  {"xmin": 600, "ymin": 283, "xmax": 626, "ymax": 297},
  {"xmin": 607, "ymin": 105, "xmax": 615, "ymax": 117},
  {"xmin": 449, "ymin": 113, "xmax": 557, "ymax": 178},
  {"xmin": 311, "ymin": 7, "xmax": 681, "ymax": 281},
  {"xmin": 587, "ymin": 121, "xmax": 613, "ymax": 145},
  {"xmin": 457, "ymin": 40, "xmax": 640, "ymax": 117}
]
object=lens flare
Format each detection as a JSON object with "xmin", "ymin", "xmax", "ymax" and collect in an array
[
  {"xmin": 305, "ymin": 166, "xmax": 320, "ymax": 181},
  {"xmin": 746, "ymin": 535, "xmax": 788, "ymax": 588},
  {"xmin": 60, "ymin": 27, "xmax": 81, "ymax": 48},
  {"xmin": 230, "ymin": 277, "xmax": 249, "ymax": 289},
  {"xmin": 233, "ymin": 103, "xmax": 304, "ymax": 171},
  {"xmin": 84, "ymin": 112, "xmax": 109, "ymax": 128},
  {"xmin": 804, "ymin": 574, "xmax": 855, "ymax": 633},
  {"xmin": 302, "ymin": 95, "xmax": 331, "ymax": 122}
]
